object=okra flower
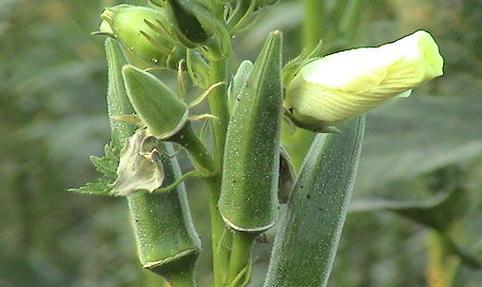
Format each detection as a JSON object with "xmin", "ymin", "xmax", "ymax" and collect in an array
[{"xmin": 285, "ymin": 30, "xmax": 444, "ymax": 130}]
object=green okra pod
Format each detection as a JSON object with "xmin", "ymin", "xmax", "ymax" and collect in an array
[
  {"xmin": 105, "ymin": 39, "xmax": 200, "ymax": 285},
  {"xmin": 218, "ymin": 31, "xmax": 283, "ymax": 232},
  {"xmin": 263, "ymin": 117, "xmax": 365, "ymax": 287},
  {"xmin": 127, "ymin": 143, "xmax": 201, "ymax": 283},
  {"xmin": 105, "ymin": 38, "xmax": 135, "ymax": 148}
]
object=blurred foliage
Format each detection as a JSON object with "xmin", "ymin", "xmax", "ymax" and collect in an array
[{"xmin": 0, "ymin": 0, "xmax": 481, "ymax": 286}]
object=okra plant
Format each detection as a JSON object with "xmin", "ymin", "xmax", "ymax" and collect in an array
[{"xmin": 72, "ymin": 0, "xmax": 445, "ymax": 286}]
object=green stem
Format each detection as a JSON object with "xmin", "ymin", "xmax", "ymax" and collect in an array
[
  {"xmin": 303, "ymin": 0, "xmax": 324, "ymax": 50},
  {"xmin": 208, "ymin": 60, "xmax": 230, "ymax": 171},
  {"xmin": 209, "ymin": 179, "xmax": 232, "ymax": 287},
  {"xmin": 176, "ymin": 57, "xmax": 231, "ymax": 286},
  {"xmin": 426, "ymin": 231, "xmax": 460, "ymax": 287},
  {"xmin": 207, "ymin": 59, "xmax": 232, "ymax": 287},
  {"xmin": 165, "ymin": 270, "xmax": 197, "ymax": 287},
  {"xmin": 280, "ymin": 0, "xmax": 325, "ymax": 170},
  {"xmin": 226, "ymin": 232, "xmax": 257, "ymax": 286},
  {"xmin": 170, "ymin": 123, "xmax": 216, "ymax": 174},
  {"xmin": 227, "ymin": 0, "xmax": 251, "ymax": 30}
]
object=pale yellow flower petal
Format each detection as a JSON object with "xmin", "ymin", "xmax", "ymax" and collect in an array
[{"xmin": 285, "ymin": 30, "xmax": 444, "ymax": 127}]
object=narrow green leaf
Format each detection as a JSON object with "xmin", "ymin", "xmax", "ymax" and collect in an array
[
  {"xmin": 358, "ymin": 94, "xmax": 482, "ymax": 195},
  {"xmin": 350, "ymin": 188, "xmax": 481, "ymax": 269},
  {"xmin": 350, "ymin": 188, "xmax": 468, "ymax": 231},
  {"xmin": 263, "ymin": 116, "xmax": 365, "ymax": 287}
]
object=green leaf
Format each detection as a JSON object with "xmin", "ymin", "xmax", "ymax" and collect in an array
[
  {"xmin": 69, "ymin": 142, "xmax": 119, "ymax": 196},
  {"xmin": 350, "ymin": 187, "xmax": 468, "ymax": 232},
  {"xmin": 263, "ymin": 116, "xmax": 365, "ymax": 287},
  {"xmin": 90, "ymin": 142, "xmax": 119, "ymax": 179},
  {"xmin": 350, "ymin": 177, "xmax": 481, "ymax": 269},
  {"xmin": 357, "ymin": 94, "xmax": 482, "ymax": 195},
  {"xmin": 350, "ymin": 94, "xmax": 482, "ymax": 270},
  {"xmin": 68, "ymin": 177, "xmax": 113, "ymax": 196}
]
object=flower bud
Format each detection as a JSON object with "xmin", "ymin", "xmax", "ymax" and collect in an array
[
  {"xmin": 153, "ymin": 0, "xmax": 231, "ymax": 58},
  {"xmin": 164, "ymin": 0, "xmax": 209, "ymax": 47},
  {"xmin": 122, "ymin": 65, "xmax": 189, "ymax": 139},
  {"xmin": 256, "ymin": 0, "xmax": 279, "ymax": 7},
  {"xmin": 285, "ymin": 30, "xmax": 444, "ymax": 130},
  {"xmin": 100, "ymin": 5, "xmax": 184, "ymax": 69}
]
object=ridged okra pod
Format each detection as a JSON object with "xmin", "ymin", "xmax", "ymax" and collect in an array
[
  {"xmin": 127, "ymin": 145, "xmax": 201, "ymax": 283},
  {"xmin": 105, "ymin": 38, "xmax": 201, "ymax": 286},
  {"xmin": 263, "ymin": 117, "xmax": 365, "ymax": 287},
  {"xmin": 218, "ymin": 31, "xmax": 283, "ymax": 232}
]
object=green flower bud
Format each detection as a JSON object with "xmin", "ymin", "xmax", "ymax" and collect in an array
[
  {"xmin": 122, "ymin": 65, "xmax": 189, "ymax": 139},
  {"xmin": 100, "ymin": 5, "xmax": 184, "ymax": 69},
  {"xmin": 152, "ymin": 0, "xmax": 231, "ymax": 58},
  {"xmin": 219, "ymin": 31, "xmax": 283, "ymax": 232},
  {"xmin": 164, "ymin": 0, "xmax": 209, "ymax": 46},
  {"xmin": 256, "ymin": 0, "xmax": 279, "ymax": 7},
  {"xmin": 285, "ymin": 30, "xmax": 444, "ymax": 130}
]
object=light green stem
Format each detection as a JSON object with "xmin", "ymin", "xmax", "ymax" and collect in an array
[
  {"xmin": 226, "ymin": 232, "xmax": 257, "ymax": 286},
  {"xmin": 171, "ymin": 123, "xmax": 216, "ymax": 174},
  {"xmin": 209, "ymin": 180, "xmax": 232, "ymax": 287},
  {"xmin": 175, "ymin": 56, "xmax": 231, "ymax": 286},
  {"xmin": 303, "ymin": 0, "xmax": 324, "ymax": 50},
  {"xmin": 426, "ymin": 231, "xmax": 460, "ymax": 287},
  {"xmin": 208, "ymin": 60, "xmax": 230, "ymax": 171},
  {"xmin": 207, "ymin": 59, "xmax": 232, "ymax": 287},
  {"xmin": 166, "ymin": 271, "xmax": 197, "ymax": 287},
  {"xmin": 282, "ymin": 0, "xmax": 324, "ymax": 169}
]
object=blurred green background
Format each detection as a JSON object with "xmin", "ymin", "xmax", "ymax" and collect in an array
[{"xmin": 1, "ymin": 0, "xmax": 481, "ymax": 286}]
